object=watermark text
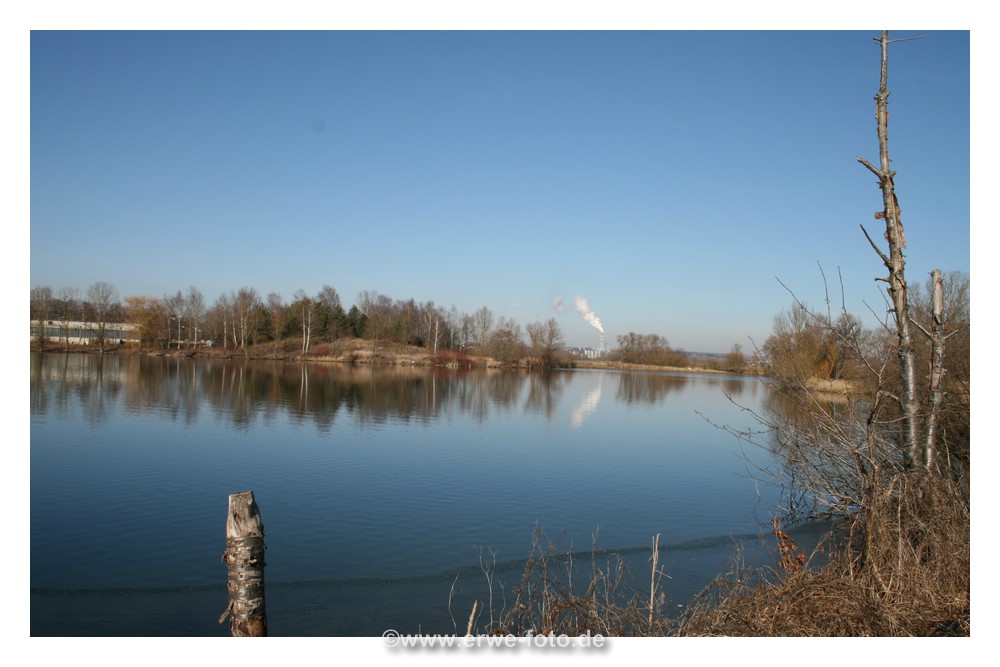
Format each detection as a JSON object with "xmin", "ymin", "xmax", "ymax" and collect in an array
[{"xmin": 382, "ymin": 629, "xmax": 607, "ymax": 650}]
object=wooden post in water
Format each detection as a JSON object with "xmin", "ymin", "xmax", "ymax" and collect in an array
[{"xmin": 220, "ymin": 491, "xmax": 267, "ymax": 636}]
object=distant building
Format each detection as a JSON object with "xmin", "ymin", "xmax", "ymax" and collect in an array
[
  {"xmin": 565, "ymin": 346, "xmax": 603, "ymax": 360},
  {"xmin": 30, "ymin": 320, "xmax": 139, "ymax": 345}
]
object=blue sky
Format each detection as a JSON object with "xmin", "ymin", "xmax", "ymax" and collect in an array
[{"xmin": 28, "ymin": 29, "xmax": 970, "ymax": 351}]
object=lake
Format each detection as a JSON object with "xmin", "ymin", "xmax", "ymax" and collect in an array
[{"xmin": 29, "ymin": 352, "xmax": 815, "ymax": 636}]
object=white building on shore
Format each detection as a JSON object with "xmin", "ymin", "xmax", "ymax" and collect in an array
[{"xmin": 30, "ymin": 320, "xmax": 139, "ymax": 346}]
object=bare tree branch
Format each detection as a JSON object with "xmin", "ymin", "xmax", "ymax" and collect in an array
[
  {"xmin": 856, "ymin": 156, "xmax": 884, "ymax": 178},
  {"xmin": 859, "ymin": 224, "xmax": 892, "ymax": 268}
]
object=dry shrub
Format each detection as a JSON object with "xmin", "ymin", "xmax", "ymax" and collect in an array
[
  {"xmin": 471, "ymin": 529, "xmax": 671, "ymax": 637},
  {"xmin": 773, "ymin": 518, "xmax": 806, "ymax": 576},
  {"xmin": 677, "ymin": 472, "xmax": 969, "ymax": 636},
  {"xmin": 432, "ymin": 349, "xmax": 475, "ymax": 368},
  {"xmin": 461, "ymin": 469, "xmax": 968, "ymax": 637},
  {"xmin": 678, "ymin": 564, "xmax": 897, "ymax": 636},
  {"xmin": 845, "ymin": 471, "xmax": 970, "ymax": 634}
]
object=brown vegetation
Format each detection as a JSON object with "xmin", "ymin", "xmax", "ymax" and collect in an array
[
  {"xmin": 465, "ymin": 529, "xmax": 675, "ymax": 637},
  {"xmin": 677, "ymin": 473, "xmax": 968, "ymax": 636},
  {"xmin": 463, "ymin": 468, "xmax": 969, "ymax": 637},
  {"xmin": 35, "ymin": 335, "xmax": 736, "ymax": 375}
]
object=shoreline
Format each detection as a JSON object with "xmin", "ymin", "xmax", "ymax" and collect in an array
[{"xmin": 31, "ymin": 340, "xmax": 754, "ymax": 377}]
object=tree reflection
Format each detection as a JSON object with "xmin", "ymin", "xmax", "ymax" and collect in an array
[
  {"xmin": 31, "ymin": 356, "xmax": 744, "ymax": 435},
  {"xmin": 31, "ymin": 352, "xmax": 124, "ymax": 425},
  {"xmin": 615, "ymin": 372, "xmax": 688, "ymax": 406},
  {"xmin": 524, "ymin": 372, "xmax": 569, "ymax": 422},
  {"xmin": 31, "ymin": 355, "xmax": 559, "ymax": 430}
]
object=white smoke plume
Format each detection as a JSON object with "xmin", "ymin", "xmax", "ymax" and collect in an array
[
  {"xmin": 551, "ymin": 296, "xmax": 566, "ymax": 313},
  {"xmin": 573, "ymin": 295, "xmax": 604, "ymax": 334}
]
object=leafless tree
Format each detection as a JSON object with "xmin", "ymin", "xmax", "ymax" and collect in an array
[
  {"xmin": 214, "ymin": 293, "xmax": 232, "ymax": 350},
  {"xmin": 489, "ymin": 316, "xmax": 524, "ymax": 364},
  {"xmin": 392, "ymin": 298, "xmax": 418, "ymax": 346},
  {"xmin": 30, "ymin": 285, "xmax": 53, "ymax": 350},
  {"xmin": 267, "ymin": 292, "xmax": 287, "ymax": 343},
  {"xmin": 233, "ymin": 287, "xmax": 260, "ymax": 352},
  {"xmin": 474, "ymin": 306, "xmax": 494, "ymax": 350},
  {"xmin": 527, "ymin": 318, "xmax": 565, "ymax": 368},
  {"xmin": 293, "ymin": 290, "xmax": 314, "ymax": 355},
  {"xmin": 615, "ymin": 332, "xmax": 685, "ymax": 366},
  {"xmin": 526, "ymin": 322, "xmax": 545, "ymax": 357},
  {"xmin": 856, "ymin": 30, "xmax": 948, "ymax": 472},
  {"xmin": 356, "ymin": 290, "xmax": 393, "ymax": 355},
  {"xmin": 908, "ymin": 270, "xmax": 969, "ymax": 467},
  {"xmin": 723, "ymin": 343, "xmax": 746, "ymax": 372},
  {"xmin": 164, "ymin": 290, "xmax": 185, "ymax": 349},
  {"xmin": 87, "ymin": 281, "xmax": 119, "ymax": 352},
  {"xmin": 420, "ymin": 301, "xmax": 445, "ymax": 354},
  {"xmin": 460, "ymin": 312, "xmax": 476, "ymax": 350},
  {"xmin": 448, "ymin": 306, "xmax": 461, "ymax": 349},
  {"xmin": 57, "ymin": 286, "xmax": 80, "ymax": 351},
  {"xmin": 186, "ymin": 286, "xmax": 205, "ymax": 348},
  {"xmin": 317, "ymin": 284, "xmax": 341, "ymax": 312}
]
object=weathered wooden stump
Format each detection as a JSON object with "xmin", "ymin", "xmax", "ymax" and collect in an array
[{"xmin": 220, "ymin": 491, "xmax": 267, "ymax": 636}]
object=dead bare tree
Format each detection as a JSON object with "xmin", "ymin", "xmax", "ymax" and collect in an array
[
  {"xmin": 856, "ymin": 30, "xmax": 949, "ymax": 473},
  {"xmin": 679, "ymin": 32, "xmax": 969, "ymax": 636},
  {"xmin": 727, "ymin": 29, "xmax": 968, "ymax": 541}
]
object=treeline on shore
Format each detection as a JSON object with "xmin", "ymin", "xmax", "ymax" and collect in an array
[{"xmin": 29, "ymin": 282, "xmax": 757, "ymax": 373}]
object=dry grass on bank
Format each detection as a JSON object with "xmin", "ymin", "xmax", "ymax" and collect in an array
[
  {"xmin": 465, "ymin": 472, "xmax": 969, "ymax": 637},
  {"xmin": 676, "ymin": 472, "xmax": 969, "ymax": 636},
  {"xmin": 37, "ymin": 339, "xmax": 739, "ymax": 375},
  {"xmin": 465, "ymin": 531, "xmax": 675, "ymax": 638}
]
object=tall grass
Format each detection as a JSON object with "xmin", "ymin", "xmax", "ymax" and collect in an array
[
  {"xmin": 677, "ymin": 472, "xmax": 969, "ymax": 636},
  {"xmin": 460, "ymin": 471, "xmax": 969, "ymax": 637}
]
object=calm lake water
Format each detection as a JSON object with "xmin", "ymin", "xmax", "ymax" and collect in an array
[{"xmin": 30, "ymin": 352, "xmax": 816, "ymax": 636}]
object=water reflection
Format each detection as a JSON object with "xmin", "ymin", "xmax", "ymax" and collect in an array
[
  {"xmin": 571, "ymin": 373, "xmax": 603, "ymax": 429},
  {"xmin": 721, "ymin": 376, "xmax": 750, "ymax": 397},
  {"xmin": 31, "ymin": 352, "xmax": 124, "ymax": 425},
  {"xmin": 31, "ymin": 355, "xmax": 777, "ymax": 434},
  {"xmin": 32, "ymin": 355, "xmax": 586, "ymax": 430},
  {"xmin": 31, "ymin": 353, "xmax": 795, "ymax": 636},
  {"xmin": 524, "ymin": 372, "xmax": 571, "ymax": 421},
  {"xmin": 616, "ymin": 372, "xmax": 687, "ymax": 405},
  {"xmin": 613, "ymin": 371, "xmax": 756, "ymax": 406}
]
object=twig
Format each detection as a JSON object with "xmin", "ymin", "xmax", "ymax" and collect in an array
[{"xmin": 467, "ymin": 600, "xmax": 479, "ymax": 635}]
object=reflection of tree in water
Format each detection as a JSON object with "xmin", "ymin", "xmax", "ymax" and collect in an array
[
  {"xmin": 28, "ymin": 357, "xmax": 753, "ymax": 436},
  {"xmin": 31, "ymin": 357, "xmax": 598, "ymax": 432},
  {"xmin": 524, "ymin": 372, "xmax": 569, "ymax": 422},
  {"xmin": 615, "ymin": 372, "xmax": 688, "ymax": 406},
  {"xmin": 486, "ymin": 370, "xmax": 525, "ymax": 413},
  {"xmin": 30, "ymin": 352, "xmax": 125, "ymax": 426},
  {"xmin": 719, "ymin": 376, "xmax": 748, "ymax": 398},
  {"xmin": 30, "ymin": 352, "xmax": 51, "ymax": 416}
]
